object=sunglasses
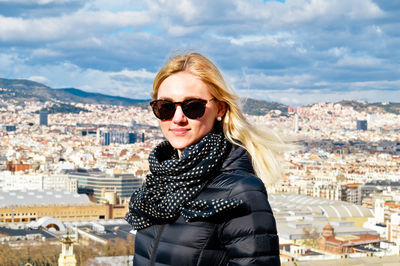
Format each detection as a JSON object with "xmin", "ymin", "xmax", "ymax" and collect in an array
[{"xmin": 150, "ymin": 98, "xmax": 215, "ymax": 120}]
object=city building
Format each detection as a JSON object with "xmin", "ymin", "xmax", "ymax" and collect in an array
[
  {"xmin": 5, "ymin": 161, "xmax": 33, "ymax": 172},
  {"xmin": 0, "ymin": 223, "xmax": 57, "ymax": 244},
  {"xmin": 342, "ymin": 183, "xmax": 363, "ymax": 205},
  {"xmin": 99, "ymin": 131, "xmax": 142, "ymax": 146},
  {"xmin": 40, "ymin": 110, "xmax": 48, "ymax": 126},
  {"xmin": 0, "ymin": 190, "xmax": 129, "ymax": 223},
  {"xmin": 0, "ymin": 156, "xmax": 7, "ymax": 171},
  {"xmin": 364, "ymin": 193, "xmax": 400, "ymax": 254},
  {"xmin": 1, "ymin": 97, "xmax": 400, "ymax": 261},
  {"xmin": 58, "ymin": 235, "xmax": 77, "ymax": 266},
  {"xmin": 65, "ymin": 168, "xmax": 143, "ymax": 201},
  {"xmin": 387, "ymin": 213, "xmax": 400, "ymax": 252},
  {"xmin": 1, "ymin": 124, "xmax": 16, "ymax": 132},
  {"xmin": 318, "ymin": 224, "xmax": 382, "ymax": 254},
  {"xmin": 0, "ymin": 172, "xmax": 78, "ymax": 192},
  {"xmin": 356, "ymin": 120, "xmax": 367, "ymax": 131},
  {"xmin": 74, "ymin": 220, "xmax": 134, "ymax": 246},
  {"xmin": 269, "ymin": 193, "xmax": 376, "ymax": 249}
]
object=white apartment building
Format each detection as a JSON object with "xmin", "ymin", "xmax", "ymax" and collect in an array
[{"xmin": 0, "ymin": 171, "xmax": 77, "ymax": 192}]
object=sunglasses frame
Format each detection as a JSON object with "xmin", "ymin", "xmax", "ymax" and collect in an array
[{"xmin": 150, "ymin": 98, "xmax": 215, "ymax": 120}]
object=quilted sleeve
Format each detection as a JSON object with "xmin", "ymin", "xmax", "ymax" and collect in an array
[{"xmin": 219, "ymin": 176, "xmax": 280, "ymax": 266}]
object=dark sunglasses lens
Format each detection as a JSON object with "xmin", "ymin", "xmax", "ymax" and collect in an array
[
  {"xmin": 151, "ymin": 99, "xmax": 208, "ymax": 120},
  {"xmin": 182, "ymin": 99, "xmax": 206, "ymax": 119},
  {"xmin": 153, "ymin": 101, "xmax": 175, "ymax": 120}
]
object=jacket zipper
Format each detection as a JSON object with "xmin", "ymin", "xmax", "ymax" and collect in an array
[{"xmin": 149, "ymin": 224, "xmax": 166, "ymax": 266}]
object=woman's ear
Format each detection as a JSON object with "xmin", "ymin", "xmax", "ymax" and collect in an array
[{"xmin": 216, "ymin": 101, "xmax": 227, "ymax": 118}]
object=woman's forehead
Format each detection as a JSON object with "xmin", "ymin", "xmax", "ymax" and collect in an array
[{"xmin": 157, "ymin": 72, "xmax": 212, "ymax": 100}]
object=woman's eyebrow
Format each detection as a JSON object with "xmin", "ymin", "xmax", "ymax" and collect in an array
[
  {"xmin": 157, "ymin": 96, "xmax": 202, "ymax": 101},
  {"xmin": 157, "ymin": 97, "xmax": 173, "ymax": 100}
]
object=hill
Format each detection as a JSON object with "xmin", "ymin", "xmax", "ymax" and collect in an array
[
  {"xmin": 0, "ymin": 78, "xmax": 289, "ymax": 115},
  {"xmin": 34, "ymin": 103, "xmax": 90, "ymax": 114},
  {"xmin": 3, "ymin": 78, "xmax": 398, "ymax": 116},
  {"xmin": 240, "ymin": 98, "xmax": 288, "ymax": 116},
  {"xmin": 0, "ymin": 78, "xmax": 148, "ymax": 106},
  {"xmin": 337, "ymin": 100, "xmax": 400, "ymax": 115}
]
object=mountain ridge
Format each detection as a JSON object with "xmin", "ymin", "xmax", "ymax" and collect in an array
[
  {"xmin": 0, "ymin": 78, "xmax": 147, "ymax": 106},
  {"xmin": 1, "ymin": 77, "xmax": 399, "ymax": 115}
]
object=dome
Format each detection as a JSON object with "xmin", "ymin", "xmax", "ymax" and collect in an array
[{"xmin": 323, "ymin": 224, "xmax": 334, "ymax": 231}]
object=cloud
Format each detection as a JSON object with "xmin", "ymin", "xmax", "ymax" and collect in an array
[
  {"xmin": 285, "ymin": 0, "xmax": 383, "ymax": 22},
  {"xmin": 349, "ymin": 80, "xmax": 400, "ymax": 90},
  {"xmin": 0, "ymin": 0, "xmax": 399, "ymax": 105},
  {"xmin": 28, "ymin": 75, "xmax": 51, "ymax": 84},
  {"xmin": 0, "ymin": 0, "xmax": 85, "ymax": 18},
  {"xmin": 336, "ymin": 55, "xmax": 383, "ymax": 68},
  {"xmin": 0, "ymin": 10, "xmax": 150, "ymax": 42},
  {"xmin": 31, "ymin": 48, "xmax": 61, "ymax": 57},
  {"xmin": 234, "ymin": 72, "xmax": 316, "ymax": 90},
  {"xmin": 228, "ymin": 32, "xmax": 295, "ymax": 47},
  {"xmin": 0, "ymin": 0, "xmax": 76, "ymax": 3},
  {"xmin": 0, "ymin": 52, "xmax": 155, "ymax": 99},
  {"xmin": 110, "ymin": 69, "xmax": 155, "ymax": 81},
  {"xmin": 48, "ymin": 65, "xmax": 155, "ymax": 99}
]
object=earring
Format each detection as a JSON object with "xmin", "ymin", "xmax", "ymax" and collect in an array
[{"xmin": 217, "ymin": 117, "xmax": 222, "ymax": 121}]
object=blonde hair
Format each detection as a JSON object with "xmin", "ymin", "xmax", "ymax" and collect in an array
[{"xmin": 152, "ymin": 52, "xmax": 284, "ymax": 186}]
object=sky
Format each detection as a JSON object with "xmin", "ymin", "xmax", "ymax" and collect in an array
[{"xmin": 0, "ymin": 0, "xmax": 399, "ymax": 106}]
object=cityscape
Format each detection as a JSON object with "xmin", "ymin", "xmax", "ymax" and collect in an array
[
  {"xmin": 0, "ymin": 93, "xmax": 399, "ymax": 265},
  {"xmin": 1, "ymin": 0, "xmax": 400, "ymax": 265}
]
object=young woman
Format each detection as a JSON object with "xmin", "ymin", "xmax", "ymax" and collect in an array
[{"xmin": 126, "ymin": 52, "xmax": 283, "ymax": 265}]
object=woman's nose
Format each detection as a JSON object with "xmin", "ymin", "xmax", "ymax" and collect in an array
[{"xmin": 172, "ymin": 105, "xmax": 188, "ymax": 124}]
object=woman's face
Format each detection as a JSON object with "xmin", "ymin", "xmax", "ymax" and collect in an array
[{"xmin": 156, "ymin": 71, "xmax": 225, "ymax": 151}]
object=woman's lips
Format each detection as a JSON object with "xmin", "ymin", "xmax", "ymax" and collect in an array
[{"xmin": 170, "ymin": 128, "xmax": 190, "ymax": 135}]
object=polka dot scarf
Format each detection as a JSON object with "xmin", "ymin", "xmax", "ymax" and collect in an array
[{"xmin": 125, "ymin": 132, "xmax": 244, "ymax": 230}]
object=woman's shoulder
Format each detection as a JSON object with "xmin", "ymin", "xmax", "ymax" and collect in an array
[
  {"xmin": 215, "ymin": 170, "xmax": 267, "ymax": 197},
  {"xmin": 202, "ymin": 166, "xmax": 266, "ymax": 202},
  {"xmin": 220, "ymin": 143, "xmax": 254, "ymax": 174},
  {"xmin": 213, "ymin": 143, "xmax": 267, "ymax": 195}
]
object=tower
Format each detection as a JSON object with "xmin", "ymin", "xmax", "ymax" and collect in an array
[
  {"xmin": 356, "ymin": 120, "xmax": 367, "ymax": 131},
  {"xmin": 128, "ymin": 132, "xmax": 137, "ymax": 144},
  {"xmin": 322, "ymin": 224, "xmax": 334, "ymax": 238},
  {"xmin": 100, "ymin": 131, "xmax": 110, "ymax": 146},
  {"xmin": 40, "ymin": 110, "xmax": 48, "ymax": 126},
  {"xmin": 58, "ymin": 235, "xmax": 77, "ymax": 266},
  {"xmin": 294, "ymin": 113, "xmax": 299, "ymax": 133},
  {"xmin": 375, "ymin": 198, "xmax": 385, "ymax": 224}
]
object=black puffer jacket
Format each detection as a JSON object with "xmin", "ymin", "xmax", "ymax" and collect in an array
[{"xmin": 133, "ymin": 145, "xmax": 280, "ymax": 266}]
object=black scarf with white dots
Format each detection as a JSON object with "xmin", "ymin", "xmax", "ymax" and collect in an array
[{"xmin": 125, "ymin": 132, "xmax": 244, "ymax": 230}]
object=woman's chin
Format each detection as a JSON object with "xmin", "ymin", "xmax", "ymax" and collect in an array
[
  {"xmin": 168, "ymin": 139, "xmax": 192, "ymax": 151},
  {"xmin": 168, "ymin": 136, "xmax": 207, "ymax": 151}
]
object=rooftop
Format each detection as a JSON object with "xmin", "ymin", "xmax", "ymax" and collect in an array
[
  {"xmin": 0, "ymin": 189, "xmax": 91, "ymax": 207},
  {"xmin": 270, "ymin": 194, "xmax": 374, "ymax": 219}
]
